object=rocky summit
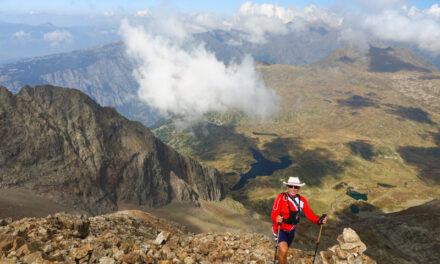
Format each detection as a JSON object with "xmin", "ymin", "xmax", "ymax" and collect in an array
[
  {"xmin": 0, "ymin": 85, "xmax": 223, "ymax": 215},
  {"xmin": 0, "ymin": 210, "xmax": 375, "ymax": 264}
]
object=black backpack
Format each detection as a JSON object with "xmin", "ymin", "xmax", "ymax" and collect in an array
[{"xmin": 282, "ymin": 193, "xmax": 301, "ymax": 225}]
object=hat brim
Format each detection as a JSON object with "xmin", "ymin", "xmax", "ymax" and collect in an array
[{"xmin": 283, "ymin": 182, "xmax": 306, "ymax": 186}]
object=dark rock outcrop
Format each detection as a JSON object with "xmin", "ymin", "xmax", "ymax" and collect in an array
[
  {"xmin": 347, "ymin": 198, "xmax": 440, "ymax": 264},
  {"xmin": 0, "ymin": 85, "xmax": 223, "ymax": 214}
]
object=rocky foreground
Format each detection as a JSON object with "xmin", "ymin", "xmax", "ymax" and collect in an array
[{"xmin": 0, "ymin": 210, "xmax": 375, "ymax": 264}]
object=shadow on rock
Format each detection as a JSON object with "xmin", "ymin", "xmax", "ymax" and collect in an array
[
  {"xmin": 337, "ymin": 95, "xmax": 378, "ymax": 109},
  {"xmin": 384, "ymin": 104, "xmax": 435, "ymax": 124},
  {"xmin": 347, "ymin": 140, "xmax": 376, "ymax": 161},
  {"xmin": 397, "ymin": 146, "xmax": 440, "ymax": 184},
  {"xmin": 369, "ymin": 47, "xmax": 431, "ymax": 73}
]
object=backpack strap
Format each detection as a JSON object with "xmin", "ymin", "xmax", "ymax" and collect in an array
[
  {"xmin": 292, "ymin": 194, "xmax": 301, "ymax": 215},
  {"xmin": 284, "ymin": 193, "xmax": 301, "ymax": 213}
]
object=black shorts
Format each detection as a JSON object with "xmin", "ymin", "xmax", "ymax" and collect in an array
[{"xmin": 274, "ymin": 228, "xmax": 296, "ymax": 247}]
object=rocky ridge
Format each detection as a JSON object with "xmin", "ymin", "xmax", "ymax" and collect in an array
[
  {"xmin": 0, "ymin": 85, "xmax": 223, "ymax": 214},
  {"xmin": 0, "ymin": 210, "xmax": 375, "ymax": 264}
]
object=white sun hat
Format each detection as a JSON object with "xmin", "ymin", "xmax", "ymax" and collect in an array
[{"xmin": 282, "ymin": 176, "xmax": 306, "ymax": 186}]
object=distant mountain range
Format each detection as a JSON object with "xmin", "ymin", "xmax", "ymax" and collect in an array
[
  {"xmin": 0, "ymin": 21, "xmax": 120, "ymax": 64},
  {"xmin": 0, "ymin": 26, "xmax": 346, "ymax": 127},
  {"xmin": 0, "ymin": 85, "xmax": 223, "ymax": 215}
]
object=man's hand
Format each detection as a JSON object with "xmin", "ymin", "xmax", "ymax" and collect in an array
[
  {"xmin": 317, "ymin": 214, "xmax": 328, "ymax": 225},
  {"xmin": 276, "ymin": 215, "xmax": 283, "ymax": 225}
]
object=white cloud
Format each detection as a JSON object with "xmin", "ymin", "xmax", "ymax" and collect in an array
[
  {"xmin": 12, "ymin": 30, "xmax": 31, "ymax": 39},
  {"xmin": 340, "ymin": 6, "xmax": 440, "ymax": 55},
  {"xmin": 425, "ymin": 4, "xmax": 440, "ymax": 18},
  {"xmin": 135, "ymin": 9, "xmax": 152, "ymax": 17},
  {"xmin": 120, "ymin": 19, "xmax": 279, "ymax": 123},
  {"xmin": 43, "ymin": 30, "xmax": 73, "ymax": 46},
  {"xmin": 224, "ymin": 2, "xmax": 342, "ymax": 43},
  {"xmin": 228, "ymin": 1, "xmax": 440, "ymax": 54}
]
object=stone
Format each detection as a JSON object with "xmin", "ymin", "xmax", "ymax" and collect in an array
[
  {"xmin": 99, "ymin": 256, "xmax": 116, "ymax": 264},
  {"xmin": 42, "ymin": 244, "xmax": 54, "ymax": 253},
  {"xmin": 16, "ymin": 244, "xmax": 31, "ymax": 257},
  {"xmin": 177, "ymin": 250, "xmax": 188, "ymax": 260},
  {"xmin": 0, "ymin": 218, "xmax": 12, "ymax": 227},
  {"xmin": 328, "ymin": 245, "xmax": 339, "ymax": 254},
  {"xmin": 342, "ymin": 228, "xmax": 360, "ymax": 243},
  {"xmin": 48, "ymin": 251, "xmax": 65, "ymax": 261},
  {"xmin": 120, "ymin": 252, "xmax": 143, "ymax": 264},
  {"xmin": 347, "ymin": 253, "xmax": 355, "ymax": 264},
  {"xmin": 184, "ymin": 256, "xmax": 196, "ymax": 264},
  {"xmin": 336, "ymin": 247, "xmax": 348, "ymax": 259},
  {"xmin": 11, "ymin": 237, "xmax": 25, "ymax": 252},
  {"xmin": 0, "ymin": 236, "xmax": 14, "ymax": 252},
  {"xmin": 140, "ymin": 243, "xmax": 151, "ymax": 255},
  {"xmin": 321, "ymin": 250, "xmax": 334, "ymax": 261},
  {"xmin": 155, "ymin": 231, "xmax": 170, "ymax": 245},
  {"xmin": 337, "ymin": 234, "xmax": 367, "ymax": 253},
  {"xmin": 0, "ymin": 258, "xmax": 16, "ymax": 264},
  {"xmin": 69, "ymin": 244, "xmax": 93, "ymax": 260},
  {"xmin": 22, "ymin": 251, "xmax": 43, "ymax": 264}
]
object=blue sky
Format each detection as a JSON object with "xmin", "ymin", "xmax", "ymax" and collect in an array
[
  {"xmin": 1, "ymin": 0, "xmax": 440, "ymax": 63},
  {"xmin": 1, "ymin": 1, "xmax": 438, "ymax": 15},
  {"xmin": 1, "ymin": 1, "xmax": 438, "ymax": 27}
]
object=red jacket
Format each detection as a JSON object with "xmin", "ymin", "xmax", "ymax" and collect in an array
[{"xmin": 271, "ymin": 192, "xmax": 319, "ymax": 235}]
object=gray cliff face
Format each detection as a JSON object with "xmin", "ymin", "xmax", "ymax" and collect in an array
[{"xmin": 0, "ymin": 85, "xmax": 223, "ymax": 215}]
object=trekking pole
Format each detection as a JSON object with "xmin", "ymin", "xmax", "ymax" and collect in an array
[
  {"xmin": 274, "ymin": 220, "xmax": 281, "ymax": 263},
  {"xmin": 312, "ymin": 214, "xmax": 326, "ymax": 264}
]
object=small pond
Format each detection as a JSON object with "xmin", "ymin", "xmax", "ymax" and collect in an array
[
  {"xmin": 346, "ymin": 187, "xmax": 368, "ymax": 201},
  {"xmin": 350, "ymin": 204, "xmax": 359, "ymax": 214},
  {"xmin": 231, "ymin": 147, "xmax": 292, "ymax": 190}
]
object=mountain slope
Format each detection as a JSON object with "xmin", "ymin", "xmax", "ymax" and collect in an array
[
  {"xmin": 0, "ymin": 85, "xmax": 223, "ymax": 215},
  {"xmin": 348, "ymin": 198, "xmax": 440, "ymax": 263}
]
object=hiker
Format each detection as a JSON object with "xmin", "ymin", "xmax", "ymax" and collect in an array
[{"xmin": 271, "ymin": 176, "xmax": 327, "ymax": 264}]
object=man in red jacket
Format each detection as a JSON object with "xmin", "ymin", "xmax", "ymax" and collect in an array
[{"xmin": 271, "ymin": 176, "xmax": 327, "ymax": 264}]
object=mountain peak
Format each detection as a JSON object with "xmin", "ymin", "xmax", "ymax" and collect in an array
[{"xmin": 0, "ymin": 85, "xmax": 223, "ymax": 215}]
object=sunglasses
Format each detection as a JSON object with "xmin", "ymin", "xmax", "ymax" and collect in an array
[{"xmin": 287, "ymin": 185, "xmax": 301, "ymax": 189}]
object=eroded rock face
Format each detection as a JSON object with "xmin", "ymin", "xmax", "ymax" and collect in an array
[
  {"xmin": 0, "ymin": 211, "xmax": 375, "ymax": 264},
  {"xmin": 0, "ymin": 85, "xmax": 223, "ymax": 214}
]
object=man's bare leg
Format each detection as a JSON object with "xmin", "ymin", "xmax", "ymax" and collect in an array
[{"xmin": 277, "ymin": 241, "xmax": 288, "ymax": 264}]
